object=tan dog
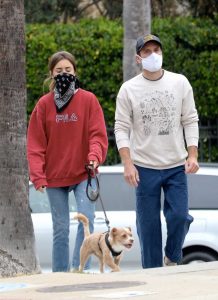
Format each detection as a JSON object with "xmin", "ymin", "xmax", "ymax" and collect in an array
[{"xmin": 74, "ymin": 213, "xmax": 134, "ymax": 273}]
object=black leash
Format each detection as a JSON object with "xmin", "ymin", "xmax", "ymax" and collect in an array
[{"xmin": 85, "ymin": 164, "xmax": 110, "ymax": 231}]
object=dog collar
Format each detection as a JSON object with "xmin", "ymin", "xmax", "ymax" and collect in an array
[{"xmin": 105, "ymin": 232, "xmax": 122, "ymax": 257}]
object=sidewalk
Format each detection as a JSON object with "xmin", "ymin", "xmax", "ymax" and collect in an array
[{"xmin": 0, "ymin": 262, "xmax": 218, "ymax": 299}]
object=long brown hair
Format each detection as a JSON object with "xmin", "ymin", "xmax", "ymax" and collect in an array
[{"xmin": 44, "ymin": 51, "xmax": 77, "ymax": 91}]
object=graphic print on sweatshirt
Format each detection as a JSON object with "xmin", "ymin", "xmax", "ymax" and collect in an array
[
  {"xmin": 140, "ymin": 90, "xmax": 177, "ymax": 136},
  {"xmin": 56, "ymin": 113, "xmax": 78, "ymax": 123}
]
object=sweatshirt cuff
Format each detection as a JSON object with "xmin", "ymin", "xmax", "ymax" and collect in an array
[
  {"xmin": 32, "ymin": 179, "xmax": 48, "ymax": 190},
  {"xmin": 88, "ymin": 154, "xmax": 100, "ymax": 164},
  {"xmin": 116, "ymin": 140, "xmax": 130, "ymax": 151},
  {"xmin": 186, "ymin": 137, "xmax": 199, "ymax": 148}
]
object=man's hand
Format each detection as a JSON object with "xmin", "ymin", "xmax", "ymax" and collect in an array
[
  {"xmin": 185, "ymin": 146, "xmax": 199, "ymax": 174},
  {"xmin": 119, "ymin": 147, "xmax": 140, "ymax": 187},
  {"xmin": 124, "ymin": 161, "xmax": 140, "ymax": 187},
  {"xmin": 185, "ymin": 157, "xmax": 199, "ymax": 173}
]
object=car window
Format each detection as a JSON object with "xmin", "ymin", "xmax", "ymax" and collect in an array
[{"xmin": 29, "ymin": 184, "xmax": 77, "ymax": 213}]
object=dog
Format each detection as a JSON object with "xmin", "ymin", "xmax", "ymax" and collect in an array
[{"xmin": 74, "ymin": 213, "xmax": 134, "ymax": 273}]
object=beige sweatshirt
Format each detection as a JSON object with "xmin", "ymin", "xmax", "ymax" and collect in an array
[{"xmin": 114, "ymin": 70, "xmax": 199, "ymax": 169}]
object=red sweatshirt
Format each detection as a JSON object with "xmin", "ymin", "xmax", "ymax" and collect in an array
[{"xmin": 27, "ymin": 89, "xmax": 108, "ymax": 190}]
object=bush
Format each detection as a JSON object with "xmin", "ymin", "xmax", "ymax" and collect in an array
[
  {"xmin": 153, "ymin": 17, "xmax": 218, "ymax": 118},
  {"xmin": 26, "ymin": 16, "xmax": 218, "ymax": 163},
  {"xmin": 26, "ymin": 18, "xmax": 123, "ymax": 126}
]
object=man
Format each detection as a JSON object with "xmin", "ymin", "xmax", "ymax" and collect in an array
[{"xmin": 114, "ymin": 34, "xmax": 199, "ymax": 268}]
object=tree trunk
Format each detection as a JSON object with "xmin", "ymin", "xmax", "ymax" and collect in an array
[
  {"xmin": 123, "ymin": 0, "xmax": 151, "ymax": 82},
  {"xmin": 0, "ymin": 0, "xmax": 40, "ymax": 277}
]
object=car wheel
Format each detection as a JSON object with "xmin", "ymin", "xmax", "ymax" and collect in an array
[{"xmin": 181, "ymin": 251, "xmax": 218, "ymax": 265}]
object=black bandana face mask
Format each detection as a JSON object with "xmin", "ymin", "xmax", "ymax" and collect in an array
[{"xmin": 53, "ymin": 73, "xmax": 79, "ymax": 112}]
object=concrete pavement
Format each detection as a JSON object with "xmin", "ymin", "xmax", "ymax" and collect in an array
[{"xmin": 0, "ymin": 262, "xmax": 218, "ymax": 299}]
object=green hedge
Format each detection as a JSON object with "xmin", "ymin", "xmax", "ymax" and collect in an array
[
  {"xmin": 26, "ymin": 17, "xmax": 218, "ymax": 125},
  {"xmin": 26, "ymin": 18, "xmax": 123, "ymax": 126},
  {"xmin": 153, "ymin": 17, "xmax": 218, "ymax": 118},
  {"xmin": 26, "ymin": 17, "xmax": 218, "ymax": 163}
]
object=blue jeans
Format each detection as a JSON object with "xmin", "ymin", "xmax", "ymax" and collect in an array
[
  {"xmin": 135, "ymin": 165, "xmax": 193, "ymax": 269},
  {"xmin": 46, "ymin": 179, "xmax": 95, "ymax": 272}
]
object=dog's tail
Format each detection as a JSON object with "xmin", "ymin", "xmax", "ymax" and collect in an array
[{"xmin": 74, "ymin": 213, "xmax": 90, "ymax": 238}]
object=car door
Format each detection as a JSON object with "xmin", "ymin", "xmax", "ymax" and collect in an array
[{"xmin": 29, "ymin": 184, "xmax": 78, "ymax": 270}]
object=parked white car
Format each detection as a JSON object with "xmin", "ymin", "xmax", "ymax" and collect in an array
[{"xmin": 30, "ymin": 164, "xmax": 218, "ymax": 271}]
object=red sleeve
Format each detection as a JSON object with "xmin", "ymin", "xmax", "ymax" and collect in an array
[
  {"xmin": 87, "ymin": 96, "xmax": 108, "ymax": 164},
  {"xmin": 27, "ymin": 101, "xmax": 48, "ymax": 190}
]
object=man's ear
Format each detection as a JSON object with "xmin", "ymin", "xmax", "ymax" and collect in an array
[{"xmin": 135, "ymin": 54, "xmax": 141, "ymax": 65}]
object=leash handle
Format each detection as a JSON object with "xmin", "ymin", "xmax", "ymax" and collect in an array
[
  {"xmin": 85, "ymin": 164, "xmax": 100, "ymax": 202},
  {"xmin": 85, "ymin": 164, "xmax": 110, "ymax": 231}
]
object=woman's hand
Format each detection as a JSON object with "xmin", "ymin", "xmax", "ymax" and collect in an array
[
  {"xmin": 37, "ymin": 186, "xmax": 45, "ymax": 193},
  {"xmin": 89, "ymin": 160, "xmax": 99, "ymax": 169}
]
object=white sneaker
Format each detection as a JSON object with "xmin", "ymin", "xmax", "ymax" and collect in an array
[{"xmin": 164, "ymin": 256, "xmax": 177, "ymax": 266}]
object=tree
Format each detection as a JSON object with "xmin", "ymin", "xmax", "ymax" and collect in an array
[
  {"xmin": 24, "ymin": 0, "xmax": 58, "ymax": 23},
  {"xmin": 57, "ymin": 0, "xmax": 82, "ymax": 23},
  {"xmin": 0, "ymin": 0, "xmax": 40, "ymax": 277},
  {"xmin": 151, "ymin": 0, "xmax": 218, "ymax": 18},
  {"xmin": 102, "ymin": 0, "xmax": 123, "ymax": 19},
  {"xmin": 123, "ymin": 0, "xmax": 151, "ymax": 81},
  {"xmin": 151, "ymin": 0, "xmax": 180, "ymax": 17},
  {"xmin": 24, "ymin": 0, "xmax": 106, "ymax": 23},
  {"xmin": 177, "ymin": 0, "xmax": 218, "ymax": 18}
]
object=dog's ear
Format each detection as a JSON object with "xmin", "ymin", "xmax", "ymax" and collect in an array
[
  {"xmin": 111, "ymin": 228, "xmax": 118, "ymax": 235},
  {"xmin": 127, "ymin": 227, "xmax": 131, "ymax": 232}
]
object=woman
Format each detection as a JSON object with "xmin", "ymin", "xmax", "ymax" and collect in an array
[{"xmin": 27, "ymin": 51, "xmax": 108, "ymax": 272}]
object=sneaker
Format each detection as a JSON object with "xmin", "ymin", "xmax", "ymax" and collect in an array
[
  {"xmin": 164, "ymin": 256, "xmax": 177, "ymax": 266},
  {"xmin": 70, "ymin": 268, "xmax": 80, "ymax": 273}
]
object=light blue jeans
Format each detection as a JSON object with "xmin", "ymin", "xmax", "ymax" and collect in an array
[{"xmin": 46, "ymin": 179, "xmax": 95, "ymax": 272}]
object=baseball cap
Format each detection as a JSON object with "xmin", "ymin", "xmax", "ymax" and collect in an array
[{"xmin": 136, "ymin": 34, "xmax": 162, "ymax": 53}]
